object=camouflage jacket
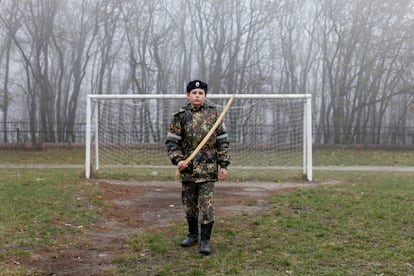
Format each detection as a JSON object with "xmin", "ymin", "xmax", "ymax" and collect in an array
[{"xmin": 165, "ymin": 102, "xmax": 230, "ymax": 183}]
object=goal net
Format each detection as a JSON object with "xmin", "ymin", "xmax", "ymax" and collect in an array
[{"xmin": 85, "ymin": 94, "xmax": 312, "ymax": 180}]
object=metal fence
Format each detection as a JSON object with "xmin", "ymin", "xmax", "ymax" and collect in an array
[
  {"xmin": 0, "ymin": 122, "xmax": 86, "ymax": 145},
  {"xmin": 0, "ymin": 121, "xmax": 414, "ymax": 146}
]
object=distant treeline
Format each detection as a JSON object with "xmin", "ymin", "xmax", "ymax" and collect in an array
[{"xmin": 0, "ymin": 0, "xmax": 413, "ymax": 145}]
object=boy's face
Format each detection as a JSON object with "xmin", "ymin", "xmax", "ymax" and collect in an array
[{"xmin": 187, "ymin": 89, "xmax": 206, "ymax": 107}]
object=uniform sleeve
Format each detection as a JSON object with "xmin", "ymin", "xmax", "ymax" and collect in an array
[
  {"xmin": 165, "ymin": 114, "xmax": 184, "ymax": 165},
  {"xmin": 215, "ymin": 121, "xmax": 230, "ymax": 168}
]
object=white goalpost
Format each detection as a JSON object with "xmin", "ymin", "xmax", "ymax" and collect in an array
[{"xmin": 85, "ymin": 94, "xmax": 312, "ymax": 181}]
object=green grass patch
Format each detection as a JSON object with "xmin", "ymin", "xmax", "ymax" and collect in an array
[
  {"xmin": 0, "ymin": 148, "xmax": 84, "ymax": 164},
  {"xmin": 0, "ymin": 169, "xmax": 101, "ymax": 273},
  {"xmin": 2, "ymin": 147, "xmax": 414, "ymax": 166},
  {"xmin": 314, "ymin": 148, "xmax": 414, "ymax": 166}
]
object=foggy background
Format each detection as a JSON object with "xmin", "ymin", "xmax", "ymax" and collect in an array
[{"xmin": 0, "ymin": 0, "xmax": 413, "ymax": 145}]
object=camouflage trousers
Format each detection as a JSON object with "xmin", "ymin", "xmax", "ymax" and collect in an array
[{"xmin": 182, "ymin": 181, "xmax": 215, "ymax": 224}]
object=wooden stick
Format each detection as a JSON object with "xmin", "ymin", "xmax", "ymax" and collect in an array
[{"xmin": 176, "ymin": 95, "xmax": 235, "ymax": 176}]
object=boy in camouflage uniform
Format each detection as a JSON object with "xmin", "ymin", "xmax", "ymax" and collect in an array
[{"xmin": 165, "ymin": 80, "xmax": 230, "ymax": 255}]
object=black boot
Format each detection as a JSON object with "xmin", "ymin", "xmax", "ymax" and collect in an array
[
  {"xmin": 180, "ymin": 218, "xmax": 198, "ymax": 247},
  {"xmin": 199, "ymin": 222, "xmax": 213, "ymax": 255}
]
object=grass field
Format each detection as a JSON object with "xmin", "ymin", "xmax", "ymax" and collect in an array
[
  {"xmin": 2, "ymin": 147, "xmax": 414, "ymax": 167},
  {"xmin": 0, "ymin": 148, "xmax": 413, "ymax": 275}
]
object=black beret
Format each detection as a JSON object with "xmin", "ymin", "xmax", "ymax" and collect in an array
[{"xmin": 186, "ymin": 80, "xmax": 208, "ymax": 93}]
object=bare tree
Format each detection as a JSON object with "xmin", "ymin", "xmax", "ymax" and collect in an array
[
  {"xmin": 53, "ymin": 0, "xmax": 98, "ymax": 142},
  {"xmin": 0, "ymin": 1, "xmax": 20, "ymax": 143},
  {"xmin": 90, "ymin": 0, "xmax": 124, "ymax": 96},
  {"xmin": 317, "ymin": 0, "xmax": 414, "ymax": 144},
  {"xmin": 7, "ymin": 0, "xmax": 63, "ymax": 143}
]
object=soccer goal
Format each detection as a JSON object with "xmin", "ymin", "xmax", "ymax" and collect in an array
[{"xmin": 85, "ymin": 94, "xmax": 312, "ymax": 181}]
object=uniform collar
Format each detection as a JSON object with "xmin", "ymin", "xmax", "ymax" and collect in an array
[{"xmin": 187, "ymin": 103, "xmax": 205, "ymax": 112}]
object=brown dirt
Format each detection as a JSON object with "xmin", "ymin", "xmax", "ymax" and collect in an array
[{"xmin": 21, "ymin": 179, "xmax": 340, "ymax": 275}]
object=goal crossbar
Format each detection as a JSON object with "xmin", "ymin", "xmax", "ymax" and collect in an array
[{"xmin": 85, "ymin": 94, "xmax": 312, "ymax": 181}]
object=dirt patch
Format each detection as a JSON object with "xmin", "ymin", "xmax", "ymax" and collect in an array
[{"xmin": 23, "ymin": 179, "xmax": 340, "ymax": 275}]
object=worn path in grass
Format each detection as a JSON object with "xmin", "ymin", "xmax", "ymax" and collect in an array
[{"xmin": 21, "ymin": 179, "xmax": 341, "ymax": 275}]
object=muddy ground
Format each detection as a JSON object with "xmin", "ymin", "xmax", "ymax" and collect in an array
[{"xmin": 22, "ymin": 179, "xmax": 339, "ymax": 275}]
